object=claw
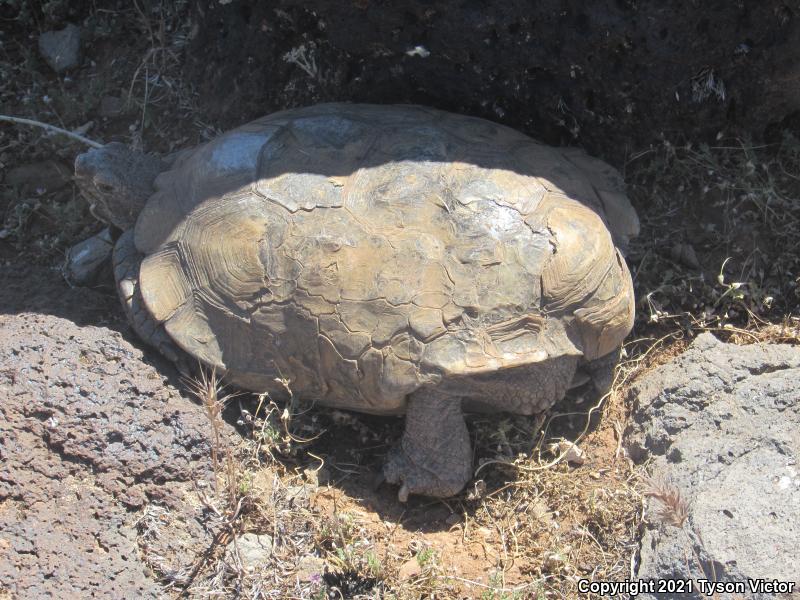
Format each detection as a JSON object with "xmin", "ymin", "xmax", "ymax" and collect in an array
[{"xmin": 398, "ymin": 483, "xmax": 409, "ymax": 503}]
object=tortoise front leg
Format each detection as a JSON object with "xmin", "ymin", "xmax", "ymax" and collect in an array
[{"xmin": 384, "ymin": 388, "xmax": 472, "ymax": 502}]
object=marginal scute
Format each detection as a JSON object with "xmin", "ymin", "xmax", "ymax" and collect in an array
[
  {"xmin": 138, "ymin": 243, "xmax": 191, "ymax": 322},
  {"xmin": 422, "ymin": 334, "xmax": 467, "ymax": 375},
  {"xmin": 316, "ymin": 334, "xmax": 364, "ymax": 408},
  {"xmin": 381, "ymin": 349, "xmax": 424, "ymax": 398},
  {"xmin": 541, "ymin": 197, "xmax": 615, "ymax": 312},
  {"xmin": 558, "ymin": 147, "xmax": 639, "ymax": 248},
  {"xmin": 317, "ymin": 314, "xmax": 371, "ymax": 358},
  {"xmin": 390, "ymin": 335, "xmax": 425, "ymax": 362},
  {"xmin": 574, "ymin": 250, "xmax": 636, "ymax": 360},
  {"xmin": 161, "ymin": 300, "xmax": 224, "ymax": 369},
  {"xmin": 131, "ymin": 103, "xmax": 637, "ymax": 414}
]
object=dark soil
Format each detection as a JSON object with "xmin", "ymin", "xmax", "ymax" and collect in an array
[{"xmin": 187, "ymin": 0, "xmax": 800, "ymax": 163}]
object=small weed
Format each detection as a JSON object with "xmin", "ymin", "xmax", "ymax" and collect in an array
[
  {"xmin": 416, "ymin": 546, "xmax": 436, "ymax": 568},
  {"xmin": 185, "ymin": 367, "xmax": 242, "ymax": 508},
  {"xmin": 481, "ymin": 572, "xmax": 526, "ymax": 600},
  {"xmin": 638, "ymin": 472, "xmax": 722, "ymax": 589},
  {"xmin": 365, "ymin": 550, "xmax": 383, "ymax": 578}
]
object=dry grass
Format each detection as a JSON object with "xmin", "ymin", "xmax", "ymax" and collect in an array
[
  {"xmin": 185, "ymin": 367, "xmax": 242, "ymax": 511},
  {"xmin": 639, "ymin": 474, "xmax": 689, "ymax": 528},
  {"xmin": 151, "ymin": 358, "xmax": 644, "ymax": 599},
  {"xmin": 625, "ymin": 133, "xmax": 800, "ymax": 337}
]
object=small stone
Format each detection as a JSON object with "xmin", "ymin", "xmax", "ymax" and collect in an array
[
  {"xmin": 398, "ymin": 558, "xmax": 422, "ymax": 580},
  {"xmin": 284, "ymin": 483, "xmax": 312, "ymax": 507},
  {"xmin": 445, "ymin": 513, "xmax": 461, "ymax": 526},
  {"xmin": 295, "ymin": 555, "xmax": 326, "ymax": 582},
  {"xmin": 548, "ymin": 439, "xmax": 586, "ymax": 465},
  {"xmin": 64, "ymin": 228, "xmax": 114, "ymax": 286},
  {"xmin": 670, "ymin": 242, "xmax": 700, "ymax": 269},
  {"xmin": 303, "ymin": 466, "xmax": 330, "ymax": 486},
  {"xmin": 38, "ymin": 24, "xmax": 81, "ymax": 73},
  {"xmin": 542, "ymin": 551, "xmax": 565, "ymax": 571},
  {"xmin": 226, "ymin": 533, "xmax": 274, "ymax": 573}
]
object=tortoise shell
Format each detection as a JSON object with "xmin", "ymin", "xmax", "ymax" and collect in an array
[{"xmin": 133, "ymin": 103, "xmax": 637, "ymax": 414}]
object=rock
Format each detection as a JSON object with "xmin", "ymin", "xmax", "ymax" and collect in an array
[
  {"xmin": 64, "ymin": 228, "xmax": 114, "ymax": 286},
  {"xmin": 548, "ymin": 439, "xmax": 586, "ymax": 465},
  {"xmin": 295, "ymin": 555, "xmax": 326, "ymax": 583},
  {"xmin": 5, "ymin": 160, "xmax": 72, "ymax": 194},
  {"xmin": 398, "ymin": 558, "xmax": 422, "ymax": 580},
  {"xmin": 444, "ymin": 513, "xmax": 461, "ymax": 526},
  {"xmin": 304, "ymin": 466, "xmax": 330, "ymax": 486},
  {"xmin": 626, "ymin": 332, "xmax": 800, "ymax": 599},
  {"xmin": 226, "ymin": 533, "xmax": 274, "ymax": 573},
  {"xmin": 0, "ymin": 264, "xmax": 236, "ymax": 598},
  {"xmin": 38, "ymin": 24, "xmax": 81, "ymax": 73},
  {"xmin": 670, "ymin": 242, "xmax": 700, "ymax": 269},
  {"xmin": 284, "ymin": 483, "xmax": 313, "ymax": 508}
]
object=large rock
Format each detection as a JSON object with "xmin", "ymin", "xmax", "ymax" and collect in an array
[
  {"xmin": 627, "ymin": 333, "xmax": 800, "ymax": 599},
  {"xmin": 0, "ymin": 265, "xmax": 233, "ymax": 598}
]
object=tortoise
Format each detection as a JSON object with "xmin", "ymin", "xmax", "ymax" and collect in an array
[{"xmin": 73, "ymin": 103, "xmax": 637, "ymax": 501}]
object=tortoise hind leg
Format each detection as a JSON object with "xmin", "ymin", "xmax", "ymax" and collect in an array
[
  {"xmin": 383, "ymin": 388, "xmax": 472, "ymax": 502},
  {"xmin": 113, "ymin": 230, "xmax": 189, "ymax": 374},
  {"xmin": 586, "ymin": 347, "xmax": 621, "ymax": 396}
]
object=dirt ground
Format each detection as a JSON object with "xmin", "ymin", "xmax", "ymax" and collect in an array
[{"xmin": 1, "ymin": 2, "xmax": 799, "ymax": 599}]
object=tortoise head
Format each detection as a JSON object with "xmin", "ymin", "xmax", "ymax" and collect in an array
[{"xmin": 74, "ymin": 142, "xmax": 165, "ymax": 230}]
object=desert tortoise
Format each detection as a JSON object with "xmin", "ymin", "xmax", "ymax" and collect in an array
[{"xmin": 74, "ymin": 103, "xmax": 638, "ymax": 500}]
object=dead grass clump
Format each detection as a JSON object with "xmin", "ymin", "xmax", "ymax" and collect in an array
[
  {"xmin": 176, "ymin": 368, "xmax": 249, "ymax": 593},
  {"xmin": 185, "ymin": 367, "xmax": 242, "ymax": 508},
  {"xmin": 639, "ymin": 474, "xmax": 689, "ymax": 528},
  {"xmin": 636, "ymin": 472, "xmax": 726, "ymax": 588}
]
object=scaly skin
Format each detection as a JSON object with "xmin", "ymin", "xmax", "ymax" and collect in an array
[{"xmin": 383, "ymin": 388, "xmax": 473, "ymax": 501}]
